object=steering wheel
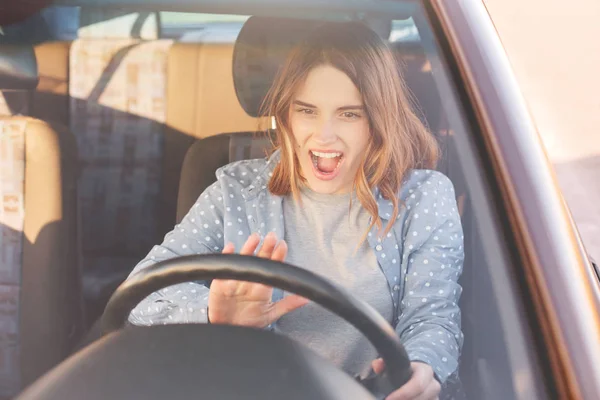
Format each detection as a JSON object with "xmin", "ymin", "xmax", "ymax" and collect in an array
[{"xmin": 19, "ymin": 254, "xmax": 412, "ymax": 400}]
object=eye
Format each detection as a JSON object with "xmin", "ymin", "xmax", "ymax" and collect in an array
[
  {"xmin": 342, "ymin": 111, "xmax": 361, "ymax": 119},
  {"xmin": 296, "ymin": 108, "xmax": 315, "ymax": 115}
]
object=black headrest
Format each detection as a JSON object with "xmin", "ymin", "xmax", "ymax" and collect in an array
[
  {"xmin": 0, "ymin": 45, "xmax": 38, "ymax": 90},
  {"xmin": 232, "ymin": 16, "xmax": 392, "ymax": 118},
  {"xmin": 232, "ymin": 16, "xmax": 322, "ymax": 118}
]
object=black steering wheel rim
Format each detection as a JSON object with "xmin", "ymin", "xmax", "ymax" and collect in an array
[{"xmin": 102, "ymin": 254, "xmax": 412, "ymax": 388}]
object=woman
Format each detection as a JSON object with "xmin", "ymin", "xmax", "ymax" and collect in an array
[{"xmin": 128, "ymin": 21, "xmax": 464, "ymax": 400}]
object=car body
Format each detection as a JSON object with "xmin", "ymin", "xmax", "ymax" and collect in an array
[{"xmin": 0, "ymin": 0, "xmax": 598, "ymax": 398}]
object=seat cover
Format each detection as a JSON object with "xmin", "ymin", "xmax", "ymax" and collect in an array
[
  {"xmin": 68, "ymin": 7, "xmax": 173, "ymax": 271},
  {"xmin": 0, "ymin": 45, "xmax": 37, "ymax": 395},
  {"xmin": 0, "ymin": 119, "xmax": 26, "ymax": 396},
  {"xmin": 0, "ymin": 44, "xmax": 83, "ymax": 397}
]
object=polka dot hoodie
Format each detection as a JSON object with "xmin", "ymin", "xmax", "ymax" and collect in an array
[{"xmin": 128, "ymin": 150, "xmax": 464, "ymax": 384}]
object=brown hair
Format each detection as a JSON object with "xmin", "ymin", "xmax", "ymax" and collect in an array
[{"xmin": 261, "ymin": 21, "xmax": 439, "ymax": 240}]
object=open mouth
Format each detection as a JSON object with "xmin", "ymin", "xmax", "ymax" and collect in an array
[{"xmin": 309, "ymin": 150, "xmax": 344, "ymax": 180}]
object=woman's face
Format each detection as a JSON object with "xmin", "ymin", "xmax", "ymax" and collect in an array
[{"xmin": 289, "ymin": 65, "xmax": 370, "ymax": 194}]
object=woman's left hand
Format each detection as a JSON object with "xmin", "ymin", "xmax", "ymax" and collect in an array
[{"xmin": 371, "ymin": 359, "xmax": 440, "ymax": 400}]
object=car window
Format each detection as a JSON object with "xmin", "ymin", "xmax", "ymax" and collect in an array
[
  {"xmin": 0, "ymin": 5, "xmax": 79, "ymax": 44},
  {"xmin": 159, "ymin": 12, "xmax": 249, "ymax": 41},
  {"xmin": 389, "ymin": 17, "xmax": 420, "ymax": 43}
]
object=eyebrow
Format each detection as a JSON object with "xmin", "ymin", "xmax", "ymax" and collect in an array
[{"xmin": 293, "ymin": 100, "xmax": 364, "ymax": 111}]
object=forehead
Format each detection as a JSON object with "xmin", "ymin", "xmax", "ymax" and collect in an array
[{"xmin": 294, "ymin": 65, "xmax": 363, "ymax": 107}]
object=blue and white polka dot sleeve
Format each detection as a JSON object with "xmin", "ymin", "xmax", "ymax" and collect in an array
[
  {"xmin": 127, "ymin": 181, "xmax": 226, "ymax": 326},
  {"xmin": 396, "ymin": 171, "xmax": 464, "ymax": 384}
]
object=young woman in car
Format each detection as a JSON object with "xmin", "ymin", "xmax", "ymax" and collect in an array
[{"xmin": 128, "ymin": 21, "xmax": 464, "ymax": 400}]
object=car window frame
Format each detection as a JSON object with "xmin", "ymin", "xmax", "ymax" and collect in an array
[{"xmin": 416, "ymin": 0, "xmax": 600, "ymax": 398}]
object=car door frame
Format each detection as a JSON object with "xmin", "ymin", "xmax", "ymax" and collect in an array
[{"xmin": 417, "ymin": 0, "xmax": 600, "ymax": 398}]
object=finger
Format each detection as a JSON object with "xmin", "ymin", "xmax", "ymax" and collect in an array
[
  {"xmin": 371, "ymin": 358, "xmax": 385, "ymax": 375},
  {"xmin": 215, "ymin": 241, "xmax": 242, "ymax": 293},
  {"xmin": 246, "ymin": 239, "xmax": 287, "ymax": 298},
  {"xmin": 271, "ymin": 239, "xmax": 288, "ymax": 262},
  {"xmin": 257, "ymin": 232, "xmax": 278, "ymax": 258},
  {"xmin": 228, "ymin": 235, "xmax": 261, "ymax": 292},
  {"xmin": 239, "ymin": 233, "xmax": 261, "ymax": 255},
  {"xmin": 221, "ymin": 242, "xmax": 235, "ymax": 254},
  {"xmin": 267, "ymin": 294, "xmax": 309, "ymax": 323},
  {"xmin": 386, "ymin": 363, "xmax": 431, "ymax": 400}
]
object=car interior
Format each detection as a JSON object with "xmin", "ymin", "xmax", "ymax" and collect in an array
[{"xmin": 0, "ymin": 3, "xmax": 543, "ymax": 399}]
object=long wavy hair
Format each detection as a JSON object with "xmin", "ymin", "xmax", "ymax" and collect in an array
[{"xmin": 261, "ymin": 21, "xmax": 439, "ymax": 240}]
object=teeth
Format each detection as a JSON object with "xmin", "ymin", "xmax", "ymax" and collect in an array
[
  {"xmin": 310, "ymin": 151, "xmax": 343, "ymax": 172},
  {"xmin": 311, "ymin": 151, "xmax": 342, "ymax": 158}
]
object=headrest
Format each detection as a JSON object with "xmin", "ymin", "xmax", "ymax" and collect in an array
[
  {"xmin": 0, "ymin": 45, "xmax": 38, "ymax": 90},
  {"xmin": 232, "ymin": 16, "xmax": 322, "ymax": 118},
  {"xmin": 78, "ymin": 8, "xmax": 159, "ymax": 39},
  {"xmin": 232, "ymin": 16, "xmax": 392, "ymax": 118}
]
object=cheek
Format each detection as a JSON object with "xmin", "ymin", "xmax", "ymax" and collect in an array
[
  {"xmin": 289, "ymin": 117, "xmax": 313, "ymax": 145},
  {"xmin": 342, "ymin": 122, "xmax": 370, "ymax": 153}
]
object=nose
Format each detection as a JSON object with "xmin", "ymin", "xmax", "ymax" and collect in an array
[{"xmin": 313, "ymin": 117, "xmax": 336, "ymax": 144}]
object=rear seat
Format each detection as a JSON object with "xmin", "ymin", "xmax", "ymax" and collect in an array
[
  {"xmin": 65, "ymin": 10, "xmax": 173, "ymax": 319},
  {"xmin": 160, "ymin": 41, "xmax": 258, "ymax": 236},
  {"xmin": 53, "ymin": 10, "xmax": 259, "ymax": 321},
  {"xmin": 166, "ymin": 42, "xmax": 258, "ymax": 139},
  {"xmin": 0, "ymin": 43, "xmax": 84, "ymax": 395},
  {"xmin": 0, "ymin": 88, "xmax": 29, "ymax": 117},
  {"xmin": 31, "ymin": 41, "xmax": 72, "ymax": 127}
]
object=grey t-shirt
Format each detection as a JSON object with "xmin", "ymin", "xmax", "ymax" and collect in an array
[{"xmin": 277, "ymin": 187, "xmax": 393, "ymax": 378}]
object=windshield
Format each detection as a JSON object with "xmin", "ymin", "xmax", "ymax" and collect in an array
[{"xmin": 0, "ymin": 2, "xmax": 554, "ymax": 399}]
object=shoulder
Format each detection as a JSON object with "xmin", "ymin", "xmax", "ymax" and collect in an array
[
  {"xmin": 213, "ymin": 157, "xmax": 273, "ymax": 199},
  {"xmin": 397, "ymin": 170, "xmax": 464, "ymax": 258},
  {"xmin": 387, "ymin": 169, "xmax": 460, "ymax": 233},
  {"xmin": 374, "ymin": 169, "xmax": 458, "ymax": 221},
  {"xmin": 215, "ymin": 151, "xmax": 279, "ymax": 192},
  {"xmin": 193, "ymin": 151, "xmax": 281, "ymax": 216},
  {"xmin": 398, "ymin": 169, "xmax": 457, "ymax": 205}
]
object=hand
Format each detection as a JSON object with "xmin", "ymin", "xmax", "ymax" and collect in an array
[
  {"xmin": 371, "ymin": 359, "xmax": 440, "ymax": 400},
  {"xmin": 208, "ymin": 232, "xmax": 308, "ymax": 328}
]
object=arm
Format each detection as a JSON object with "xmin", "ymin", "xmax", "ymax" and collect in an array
[
  {"xmin": 127, "ymin": 181, "xmax": 225, "ymax": 326},
  {"xmin": 396, "ymin": 172, "xmax": 464, "ymax": 384}
]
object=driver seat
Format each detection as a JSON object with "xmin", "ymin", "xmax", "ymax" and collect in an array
[
  {"xmin": 175, "ymin": 16, "xmax": 449, "ymax": 221},
  {"xmin": 0, "ymin": 44, "xmax": 84, "ymax": 397}
]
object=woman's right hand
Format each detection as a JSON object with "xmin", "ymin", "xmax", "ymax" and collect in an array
[{"xmin": 208, "ymin": 232, "xmax": 308, "ymax": 328}]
